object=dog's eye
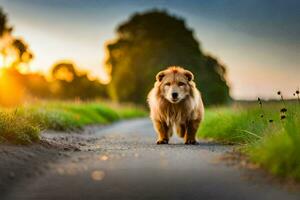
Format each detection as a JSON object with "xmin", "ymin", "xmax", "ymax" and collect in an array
[
  {"xmin": 178, "ymin": 82, "xmax": 185, "ymax": 86},
  {"xmin": 165, "ymin": 82, "xmax": 171, "ymax": 86}
]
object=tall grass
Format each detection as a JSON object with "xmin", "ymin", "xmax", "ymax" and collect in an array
[
  {"xmin": 0, "ymin": 111, "xmax": 40, "ymax": 144},
  {"xmin": 0, "ymin": 101, "xmax": 146, "ymax": 144},
  {"xmin": 198, "ymin": 102, "xmax": 300, "ymax": 181},
  {"xmin": 248, "ymin": 109, "xmax": 300, "ymax": 180},
  {"xmin": 199, "ymin": 106, "xmax": 270, "ymax": 144}
]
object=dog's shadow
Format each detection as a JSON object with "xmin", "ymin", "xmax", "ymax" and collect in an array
[{"xmin": 153, "ymin": 140, "xmax": 232, "ymax": 151}]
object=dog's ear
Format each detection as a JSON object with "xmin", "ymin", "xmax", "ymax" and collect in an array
[
  {"xmin": 184, "ymin": 70, "xmax": 194, "ymax": 81},
  {"xmin": 156, "ymin": 71, "xmax": 165, "ymax": 82}
]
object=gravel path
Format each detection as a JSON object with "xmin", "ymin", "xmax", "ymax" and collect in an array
[{"xmin": 1, "ymin": 118, "xmax": 300, "ymax": 200}]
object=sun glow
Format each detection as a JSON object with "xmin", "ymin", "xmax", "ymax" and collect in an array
[
  {"xmin": 0, "ymin": 54, "xmax": 6, "ymax": 68},
  {"xmin": 0, "ymin": 51, "xmax": 29, "ymax": 106},
  {"xmin": 0, "ymin": 71, "xmax": 25, "ymax": 106},
  {"xmin": 17, "ymin": 63, "xmax": 30, "ymax": 74},
  {"xmin": 0, "ymin": 52, "xmax": 18, "ymax": 69},
  {"xmin": 0, "ymin": 54, "xmax": 4, "ymax": 68}
]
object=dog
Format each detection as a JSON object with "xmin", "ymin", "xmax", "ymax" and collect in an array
[{"xmin": 147, "ymin": 66, "xmax": 204, "ymax": 144}]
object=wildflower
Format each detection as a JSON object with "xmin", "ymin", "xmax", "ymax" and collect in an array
[
  {"xmin": 295, "ymin": 88, "xmax": 300, "ymax": 104},
  {"xmin": 257, "ymin": 97, "xmax": 262, "ymax": 105},
  {"xmin": 280, "ymin": 108, "xmax": 287, "ymax": 113},
  {"xmin": 277, "ymin": 91, "xmax": 286, "ymax": 106}
]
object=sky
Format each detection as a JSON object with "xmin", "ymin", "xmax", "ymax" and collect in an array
[{"xmin": 0, "ymin": 0, "xmax": 299, "ymax": 100}]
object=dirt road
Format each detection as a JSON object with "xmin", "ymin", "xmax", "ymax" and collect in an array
[{"xmin": 1, "ymin": 118, "xmax": 300, "ymax": 200}]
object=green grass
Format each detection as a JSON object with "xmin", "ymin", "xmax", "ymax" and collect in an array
[
  {"xmin": 0, "ymin": 111, "xmax": 40, "ymax": 145},
  {"xmin": 198, "ymin": 102, "xmax": 300, "ymax": 181},
  {"xmin": 0, "ymin": 101, "xmax": 146, "ymax": 144}
]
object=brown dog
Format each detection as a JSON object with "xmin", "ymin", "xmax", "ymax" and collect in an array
[{"xmin": 147, "ymin": 66, "xmax": 204, "ymax": 144}]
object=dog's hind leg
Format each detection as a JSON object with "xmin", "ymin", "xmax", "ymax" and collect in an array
[{"xmin": 154, "ymin": 120, "xmax": 170, "ymax": 144}]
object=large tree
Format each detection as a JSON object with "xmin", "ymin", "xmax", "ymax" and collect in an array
[
  {"xmin": 0, "ymin": 8, "xmax": 33, "ymax": 69},
  {"xmin": 106, "ymin": 10, "xmax": 231, "ymax": 105}
]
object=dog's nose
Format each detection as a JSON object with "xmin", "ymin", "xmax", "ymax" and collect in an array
[{"xmin": 172, "ymin": 92, "xmax": 178, "ymax": 99}]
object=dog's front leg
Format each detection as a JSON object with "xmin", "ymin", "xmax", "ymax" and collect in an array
[
  {"xmin": 154, "ymin": 120, "xmax": 170, "ymax": 144},
  {"xmin": 184, "ymin": 119, "xmax": 200, "ymax": 145}
]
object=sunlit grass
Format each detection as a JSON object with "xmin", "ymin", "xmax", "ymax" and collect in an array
[
  {"xmin": 198, "ymin": 102, "xmax": 300, "ymax": 181},
  {"xmin": 0, "ymin": 111, "xmax": 40, "ymax": 144},
  {"xmin": 0, "ymin": 101, "xmax": 147, "ymax": 144}
]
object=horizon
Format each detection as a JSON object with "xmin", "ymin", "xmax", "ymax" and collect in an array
[{"xmin": 0, "ymin": 0, "xmax": 299, "ymax": 100}]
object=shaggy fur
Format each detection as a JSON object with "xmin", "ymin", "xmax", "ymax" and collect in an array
[{"xmin": 147, "ymin": 66, "xmax": 204, "ymax": 144}]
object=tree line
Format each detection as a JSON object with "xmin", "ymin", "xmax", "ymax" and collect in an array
[
  {"xmin": 0, "ymin": 8, "xmax": 107, "ymax": 106},
  {"xmin": 0, "ymin": 7, "xmax": 231, "ymax": 106}
]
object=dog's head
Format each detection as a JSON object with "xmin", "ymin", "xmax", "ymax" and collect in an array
[{"xmin": 155, "ymin": 66, "xmax": 194, "ymax": 104}]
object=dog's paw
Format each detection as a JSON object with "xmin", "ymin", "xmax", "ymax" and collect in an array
[
  {"xmin": 156, "ymin": 139, "xmax": 168, "ymax": 145},
  {"xmin": 184, "ymin": 139, "xmax": 198, "ymax": 145}
]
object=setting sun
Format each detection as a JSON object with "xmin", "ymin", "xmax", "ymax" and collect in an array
[
  {"xmin": 0, "ymin": 54, "xmax": 4, "ymax": 67},
  {"xmin": 0, "ymin": 51, "xmax": 18, "ymax": 69}
]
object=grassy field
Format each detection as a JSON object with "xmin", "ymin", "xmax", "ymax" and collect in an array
[
  {"xmin": 197, "ymin": 101, "xmax": 300, "ymax": 181},
  {"xmin": 0, "ymin": 101, "xmax": 146, "ymax": 144},
  {"xmin": 2, "ymin": 98, "xmax": 299, "ymax": 181}
]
